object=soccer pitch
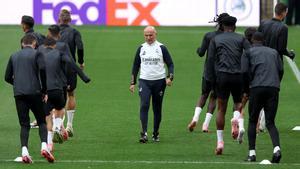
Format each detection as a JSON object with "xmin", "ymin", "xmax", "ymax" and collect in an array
[{"xmin": 0, "ymin": 26, "xmax": 299, "ymax": 169}]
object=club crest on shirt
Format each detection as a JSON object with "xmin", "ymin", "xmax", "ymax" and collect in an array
[{"xmin": 142, "ymin": 51, "xmax": 146, "ymax": 55}]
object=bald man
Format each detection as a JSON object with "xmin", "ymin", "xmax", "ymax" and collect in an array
[{"xmin": 130, "ymin": 26, "xmax": 174, "ymax": 143}]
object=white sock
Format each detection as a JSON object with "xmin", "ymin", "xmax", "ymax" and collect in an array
[
  {"xmin": 217, "ymin": 130, "xmax": 223, "ymax": 142},
  {"xmin": 67, "ymin": 110, "xmax": 75, "ymax": 127},
  {"xmin": 47, "ymin": 131, "xmax": 53, "ymax": 144},
  {"xmin": 41, "ymin": 142, "xmax": 47, "ymax": 151},
  {"xmin": 52, "ymin": 116, "xmax": 56, "ymax": 131},
  {"xmin": 192, "ymin": 107, "xmax": 202, "ymax": 122},
  {"xmin": 203, "ymin": 113, "xmax": 213, "ymax": 126},
  {"xmin": 273, "ymin": 146, "xmax": 280, "ymax": 153},
  {"xmin": 54, "ymin": 118, "xmax": 63, "ymax": 130},
  {"xmin": 62, "ymin": 108, "xmax": 65, "ymax": 121},
  {"xmin": 233, "ymin": 111, "xmax": 240, "ymax": 119},
  {"xmin": 238, "ymin": 118, "xmax": 244, "ymax": 130},
  {"xmin": 249, "ymin": 150, "xmax": 256, "ymax": 156},
  {"xmin": 22, "ymin": 146, "xmax": 29, "ymax": 156}
]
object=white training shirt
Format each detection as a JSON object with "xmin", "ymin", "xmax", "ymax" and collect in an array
[{"xmin": 139, "ymin": 41, "xmax": 166, "ymax": 80}]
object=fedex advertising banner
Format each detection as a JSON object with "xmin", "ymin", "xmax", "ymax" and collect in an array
[{"xmin": 0, "ymin": 0, "xmax": 259, "ymax": 26}]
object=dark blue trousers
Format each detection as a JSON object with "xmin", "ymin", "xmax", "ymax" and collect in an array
[{"xmin": 139, "ymin": 79, "xmax": 166, "ymax": 134}]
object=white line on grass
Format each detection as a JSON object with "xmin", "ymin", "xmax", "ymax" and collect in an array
[
  {"xmin": 1, "ymin": 159, "xmax": 300, "ymax": 166},
  {"xmin": 285, "ymin": 56, "xmax": 300, "ymax": 84}
]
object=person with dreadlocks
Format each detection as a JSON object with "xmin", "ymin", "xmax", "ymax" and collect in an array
[
  {"xmin": 207, "ymin": 15, "xmax": 251, "ymax": 155},
  {"xmin": 187, "ymin": 13, "xmax": 229, "ymax": 133}
]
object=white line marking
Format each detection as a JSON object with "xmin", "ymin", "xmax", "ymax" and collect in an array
[
  {"xmin": 285, "ymin": 56, "xmax": 300, "ymax": 84},
  {"xmin": 292, "ymin": 126, "xmax": 300, "ymax": 131},
  {"xmin": 1, "ymin": 159, "xmax": 300, "ymax": 166}
]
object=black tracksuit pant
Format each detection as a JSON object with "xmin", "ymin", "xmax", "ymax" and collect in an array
[
  {"xmin": 138, "ymin": 79, "xmax": 166, "ymax": 134},
  {"xmin": 14, "ymin": 94, "xmax": 47, "ymax": 148},
  {"xmin": 248, "ymin": 87, "xmax": 280, "ymax": 150}
]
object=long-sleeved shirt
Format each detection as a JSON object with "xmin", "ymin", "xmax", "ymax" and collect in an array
[
  {"xmin": 196, "ymin": 30, "xmax": 222, "ymax": 81},
  {"xmin": 59, "ymin": 24, "xmax": 84, "ymax": 64},
  {"xmin": 131, "ymin": 40, "xmax": 174, "ymax": 84},
  {"xmin": 24, "ymin": 28, "xmax": 46, "ymax": 48},
  {"xmin": 241, "ymin": 44, "xmax": 283, "ymax": 89},
  {"xmin": 5, "ymin": 47, "xmax": 47, "ymax": 96},
  {"xmin": 207, "ymin": 32, "xmax": 250, "ymax": 82},
  {"xmin": 258, "ymin": 18, "xmax": 289, "ymax": 59},
  {"xmin": 55, "ymin": 41, "xmax": 71, "ymax": 86},
  {"xmin": 38, "ymin": 46, "xmax": 90, "ymax": 90}
]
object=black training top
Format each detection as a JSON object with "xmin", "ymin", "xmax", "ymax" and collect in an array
[
  {"xmin": 38, "ymin": 46, "xmax": 90, "ymax": 90},
  {"xmin": 207, "ymin": 32, "xmax": 251, "ymax": 81},
  {"xmin": 59, "ymin": 24, "xmax": 84, "ymax": 64},
  {"xmin": 5, "ymin": 47, "xmax": 47, "ymax": 96},
  {"xmin": 242, "ymin": 44, "xmax": 283, "ymax": 89},
  {"xmin": 258, "ymin": 18, "xmax": 289, "ymax": 59},
  {"xmin": 55, "ymin": 41, "xmax": 72, "ymax": 86},
  {"xmin": 55, "ymin": 41, "xmax": 90, "ymax": 84},
  {"xmin": 25, "ymin": 28, "xmax": 46, "ymax": 48},
  {"xmin": 197, "ymin": 30, "xmax": 222, "ymax": 81}
]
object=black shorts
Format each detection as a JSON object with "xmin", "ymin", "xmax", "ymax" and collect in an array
[
  {"xmin": 202, "ymin": 77, "xmax": 216, "ymax": 97},
  {"xmin": 63, "ymin": 86, "xmax": 67, "ymax": 101},
  {"xmin": 216, "ymin": 72, "xmax": 243, "ymax": 103},
  {"xmin": 67, "ymin": 72, "xmax": 77, "ymax": 92},
  {"xmin": 45, "ymin": 89, "xmax": 66, "ymax": 116}
]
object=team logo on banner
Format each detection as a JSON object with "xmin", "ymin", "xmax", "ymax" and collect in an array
[{"xmin": 223, "ymin": 0, "xmax": 252, "ymax": 21}]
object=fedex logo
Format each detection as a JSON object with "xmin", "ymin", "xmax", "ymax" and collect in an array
[{"xmin": 33, "ymin": 0, "xmax": 159, "ymax": 25}]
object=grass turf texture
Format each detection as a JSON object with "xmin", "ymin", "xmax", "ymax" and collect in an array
[{"xmin": 0, "ymin": 26, "xmax": 300, "ymax": 169}]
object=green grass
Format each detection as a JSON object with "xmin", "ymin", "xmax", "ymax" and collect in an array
[{"xmin": 0, "ymin": 25, "xmax": 300, "ymax": 169}]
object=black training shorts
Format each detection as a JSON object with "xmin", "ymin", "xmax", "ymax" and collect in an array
[
  {"xmin": 67, "ymin": 72, "xmax": 77, "ymax": 92},
  {"xmin": 216, "ymin": 72, "xmax": 243, "ymax": 103},
  {"xmin": 201, "ymin": 77, "xmax": 216, "ymax": 97},
  {"xmin": 45, "ymin": 89, "xmax": 66, "ymax": 116}
]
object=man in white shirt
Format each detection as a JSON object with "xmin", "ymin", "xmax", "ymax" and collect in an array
[{"xmin": 129, "ymin": 26, "xmax": 174, "ymax": 143}]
